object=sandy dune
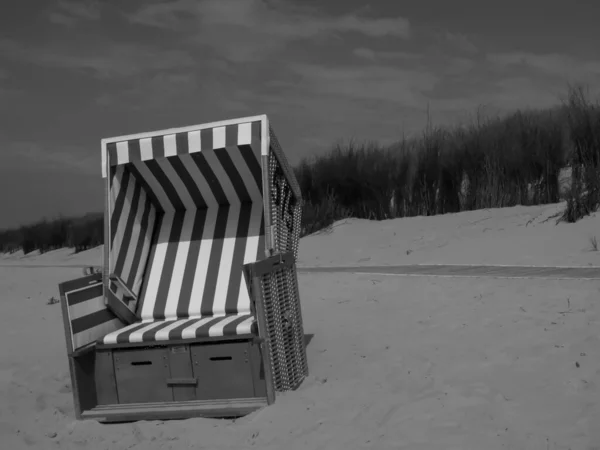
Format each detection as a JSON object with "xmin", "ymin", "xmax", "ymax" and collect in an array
[
  {"xmin": 1, "ymin": 203, "xmax": 600, "ymax": 449},
  {"xmin": 299, "ymin": 202, "xmax": 600, "ymax": 268}
]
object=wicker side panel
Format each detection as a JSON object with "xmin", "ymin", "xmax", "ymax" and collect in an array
[
  {"xmin": 267, "ymin": 145, "xmax": 302, "ymax": 260},
  {"xmin": 258, "ymin": 262, "xmax": 308, "ymax": 391},
  {"xmin": 267, "ymin": 127, "xmax": 301, "ymax": 199}
]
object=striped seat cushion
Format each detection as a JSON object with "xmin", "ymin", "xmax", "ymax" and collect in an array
[{"xmin": 100, "ymin": 314, "xmax": 257, "ymax": 345}]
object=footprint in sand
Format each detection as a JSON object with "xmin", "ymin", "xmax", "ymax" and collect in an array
[{"xmin": 35, "ymin": 393, "xmax": 47, "ymax": 411}]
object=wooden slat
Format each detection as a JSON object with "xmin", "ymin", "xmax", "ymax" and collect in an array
[
  {"xmin": 168, "ymin": 345, "xmax": 197, "ymax": 402},
  {"xmin": 249, "ymin": 270, "xmax": 276, "ymax": 405},
  {"xmin": 81, "ymin": 398, "xmax": 268, "ymax": 422},
  {"xmin": 105, "ymin": 288, "xmax": 138, "ymax": 325},
  {"xmin": 109, "ymin": 273, "xmax": 138, "ymax": 300},
  {"xmin": 68, "ymin": 351, "xmax": 98, "ymax": 420},
  {"xmin": 95, "ymin": 349, "xmax": 119, "ymax": 406}
]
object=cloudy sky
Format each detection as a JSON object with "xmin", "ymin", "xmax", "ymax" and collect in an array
[{"xmin": 1, "ymin": 0, "xmax": 599, "ymax": 229}]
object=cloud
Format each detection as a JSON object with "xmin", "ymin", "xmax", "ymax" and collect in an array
[
  {"xmin": 441, "ymin": 31, "xmax": 479, "ymax": 54},
  {"xmin": 128, "ymin": 0, "xmax": 410, "ymax": 62},
  {"xmin": 345, "ymin": 48, "xmax": 597, "ymax": 120},
  {"xmin": 95, "ymin": 72, "xmax": 199, "ymax": 108},
  {"xmin": 6, "ymin": 142, "xmax": 98, "ymax": 175},
  {"xmin": 352, "ymin": 46, "xmax": 476, "ymax": 77},
  {"xmin": 49, "ymin": 0, "xmax": 101, "ymax": 25},
  {"xmin": 0, "ymin": 69, "xmax": 20, "ymax": 100},
  {"xmin": 215, "ymin": 85, "xmax": 423, "ymax": 160},
  {"xmin": 491, "ymin": 77, "xmax": 563, "ymax": 108},
  {"xmin": 488, "ymin": 52, "xmax": 600, "ymax": 80},
  {"xmin": 0, "ymin": 39, "xmax": 195, "ymax": 79},
  {"xmin": 425, "ymin": 76, "xmax": 565, "ymax": 120},
  {"xmin": 286, "ymin": 63, "xmax": 438, "ymax": 107},
  {"xmin": 322, "ymin": 47, "xmax": 582, "ymax": 126},
  {"xmin": 130, "ymin": 0, "xmax": 410, "ymax": 37},
  {"xmin": 353, "ymin": 47, "xmax": 420, "ymax": 61}
]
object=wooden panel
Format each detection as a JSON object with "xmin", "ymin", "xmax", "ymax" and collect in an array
[
  {"xmin": 95, "ymin": 349, "xmax": 118, "ymax": 406},
  {"xmin": 81, "ymin": 397, "xmax": 268, "ymax": 422},
  {"xmin": 191, "ymin": 341, "xmax": 255, "ymax": 401},
  {"xmin": 250, "ymin": 274, "xmax": 276, "ymax": 404},
  {"xmin": 59, "ymin": 273, "xmax": 124, "ymax": 355},
  {"xmin": 105, "ymin": 288, "xmax": 138, "ymax": 325},
  {"xmin": 248, "ymin": 342, "xmax": 267, "ymax": 398},
  {"xmin": 114, "ymin": 347, "xmax": 173, "ymax": 404},
  {"xmin": 69, "ymin": 347, "xmax": 98, "ymax": 419},
  {"xmin": 168, "ymin": 345, "xmax": 196, "ymax": 402}
]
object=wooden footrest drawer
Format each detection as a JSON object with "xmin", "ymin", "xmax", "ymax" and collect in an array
[{"xmin": 96, "ymin": 339, "xmax": 266, "ymax": 406}]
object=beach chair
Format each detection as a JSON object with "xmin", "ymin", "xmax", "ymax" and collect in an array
[{"xmin": 57, "ymin": 115, "xmax": 308, "ymax": 422}]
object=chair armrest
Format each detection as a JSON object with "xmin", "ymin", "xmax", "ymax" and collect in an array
[
  {"xmin": 243, "ymin": 251, "xmax": 308, "ymax": 397},
  {"xmin": 108, "ymin": 273, "xmax": 138, "ymax": 302},
  {"xmin": 245, "ymin": 252, "xmax": 295, "ymax": 278},
  {"xmin": 105, "ymin": 286, "xmax": 138, "ymax": 325},
  {"xmin": 244, "ymin": 251, "xmax": 296, "ymax": 321}
]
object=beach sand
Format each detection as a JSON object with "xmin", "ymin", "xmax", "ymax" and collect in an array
[{"xmin": 1, "ymin": 202, "xmax": 600, "ymax": 449}]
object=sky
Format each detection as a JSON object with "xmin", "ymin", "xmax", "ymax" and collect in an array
[{"xmin": 1, "ymin": 0, "xmax": 599, "ymax": 229}]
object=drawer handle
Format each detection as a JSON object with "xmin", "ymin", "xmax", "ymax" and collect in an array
[
  {"xmin": 167, "ymin": 378, "xmax": 198, "ymax": 386},
  {"xmin": 131, "ymin": 361, "xmax": 152, "ymax": 366},
  {"xmin": 209, "ymin": 356, "xmax": 232, "ymax": 361}
]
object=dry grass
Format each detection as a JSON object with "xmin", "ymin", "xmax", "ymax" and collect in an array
[
  {"xmin": 560, "ymin": 85, "xmax": 600, "ymax": 222},
  {"xmin": 589, "ymin": 236, "xmax": 598, "ymax": 252},
  {"xmin": 296, "ymin": 85, "xmax": 598, "ymax": 235}
]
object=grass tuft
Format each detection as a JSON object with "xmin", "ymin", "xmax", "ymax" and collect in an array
[{"xmin": 590, "ymin": 236, "xmax": 598, "ymax": 252}]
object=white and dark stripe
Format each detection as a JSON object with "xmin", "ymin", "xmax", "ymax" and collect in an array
[
  {"xmin": 108, "ymin": 165, "xmax": 159, "ymax": 302},
  {"xmin": 101, "ymin": 314, "xmax": 258, "ymax": 345},
  {"xmin": 62, "ymin": 276, "xmax": 122, "ymax": 351},
  {"xmin": 133, "ymin": 150, "xmax": 264, "ymax": 321},
  {"xmin": 106, "ymin": 122, "xmax": 265, "ymax": 327},
  {"xmin": 102, "ymin": 119, "xmax": 273, "ymax": 344},
  {"xmin": 104, "ymin": 121, "xmax": 261, "ymax": 172}
]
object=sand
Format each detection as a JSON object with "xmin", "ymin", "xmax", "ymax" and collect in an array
[
  {"xmin": 1, "ymin": 202, "xmax": 600, "ymax": 449},
  {"xmin": 299, "ymin": 202, "xmax": 600, "ymax": 268}
]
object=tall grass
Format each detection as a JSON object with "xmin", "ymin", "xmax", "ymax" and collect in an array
[
  {"xmin": 296, "ymin": 104, "xmax": 570, "ymax": 234},
  {"xmin": 1, "ymin": 86, "xmax": 598, "ymax": 254},
  {"xmin": 561, "ymin": 85, "xmax": 600, "ymax": 222}
]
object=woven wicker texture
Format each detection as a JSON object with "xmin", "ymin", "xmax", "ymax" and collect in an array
[
  {"xmin": 258, "ymin": 260, "xmax": 308, "ymax": 391},
  {"xmin": 268, "ymin": 146, "xmax": 302, "ymax": 260}
]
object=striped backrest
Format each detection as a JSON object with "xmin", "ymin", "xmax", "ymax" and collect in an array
[
  {"xmin": 58, "ymin": 273, "xmax": 123, "ymax": 353},
  {"xmin": 109, "ymin": 164, "xmax": 159, "ymax": 300},
  {"xmin": 104, "ymin": 119, "xmax": 266, "ymax": 322}
]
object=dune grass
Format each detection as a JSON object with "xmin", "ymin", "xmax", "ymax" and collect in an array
[
  {"xmin": 296, "ymin": 85, "xmax": 598, "ymax": 234},
  {"xmin": 1, "ymin": 86, "xmax": 598, "ymax": 255},
  {"xmin": 560, "ymin": 86, "xmax": 600, "ymax": 222}
]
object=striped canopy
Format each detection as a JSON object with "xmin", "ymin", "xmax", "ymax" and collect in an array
[{"xmin": 103, "ymin": 116, "xmax": 271, "ymax": 326}]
